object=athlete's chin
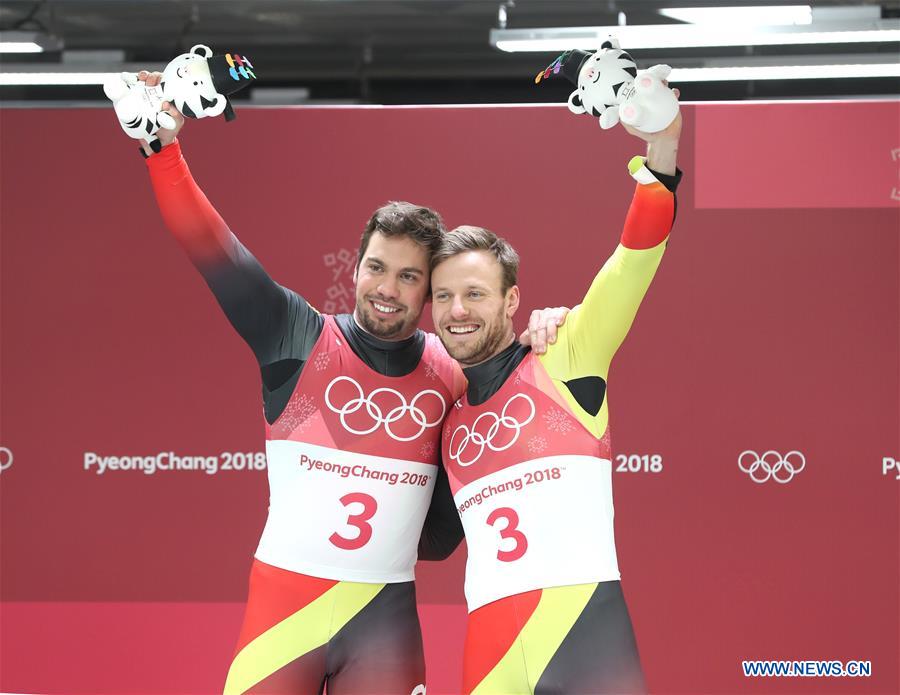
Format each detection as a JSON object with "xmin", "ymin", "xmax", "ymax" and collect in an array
[
  {"xmin": 370, "ymin": 321, "xmax": 406, "ymax": 339},
  {"xmin": 358, "ymin": 310, "xmax": 407, "ymax": 339},
  {"xmin": 441, "ymin": 336, "xmax": 486, "ymax": 365}
]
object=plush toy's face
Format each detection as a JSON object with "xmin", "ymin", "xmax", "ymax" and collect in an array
[
  {"xmin": 569, "ymin": 49, "xmax": 638, "ymax": 115},
  {"xmin": 161, "ymin": 45, "xmax": 226, "ymax": 119}
]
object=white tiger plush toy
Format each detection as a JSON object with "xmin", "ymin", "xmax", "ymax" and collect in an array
[
  {"xmin": 535, "ymin": 37, "xmax": 679, "ymax": 133},
  {"xmin": 103, "ymin": 44, "xmax": 255, "ymax": 153}
]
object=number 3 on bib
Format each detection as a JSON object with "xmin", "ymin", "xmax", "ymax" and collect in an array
[
  {"xmin": 486, "ymin": 507, "xmax": 528, "ymax": 562},
  {"xmin": 329, "ymin": 492, "xmax": 377, "ymax": 550}
]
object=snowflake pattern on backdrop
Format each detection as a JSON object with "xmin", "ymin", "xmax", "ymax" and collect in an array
[
  {"xmin": 323, "ymin": 248, "xmax": 355, "ymax": 281},
  {"xmin": 543, "ymin": 407, "xmax": 575, "ymax": 435},
  {"xmin": 322, "ymin": 248, "xmax": 356, "ymax": 314},
  {"xmin": 528, "ymin": 436, "xmax": 548, "ymax": 455},
  {"xmin": 323, "ymin": 282, "xmax": 352, "ymax": 314},
  {"xmin": 275, "ymin": 393, "xmax": 316, "ymax": 437}
]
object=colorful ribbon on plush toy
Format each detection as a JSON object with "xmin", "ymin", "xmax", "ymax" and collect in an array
[
  {"xmin": 225, "ymin": 53, "xmax": 255, "ymax": 81},
  {"xmin": 205, "ymin": 51, "xmax": 257, "ymax": 120},
  {"xmin": 534, "ymin": 51, "xmax": 570, "ymax": 84}
]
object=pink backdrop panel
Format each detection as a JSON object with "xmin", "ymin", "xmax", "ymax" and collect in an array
[
  {"xmin": 694, "ymin": 100, "xmax": 900, "ymax": 209},
  {"xmin": 1, "ymin": 102, "xmax": 898, "ymax": 694}
]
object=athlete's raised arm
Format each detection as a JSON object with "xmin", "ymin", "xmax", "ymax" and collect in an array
[
  {"xmin": 562, "ymin": 108, "xmax": 683, "ymax": 376},
  {"xmin": 137, "ymin": 71, "xmax": 322, "ymax": 370}
]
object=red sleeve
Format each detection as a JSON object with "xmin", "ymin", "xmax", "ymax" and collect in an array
[
  {"xmin": 145, "ymin": 139, "xmax": 236, "ymax": 266},
  {"xmin": 143, "ymin": 140, "xmax": 305, "ymax": 367},
  {"xmin": 620, "ymin": 181, "xmax": 676, "ymax": 250}
]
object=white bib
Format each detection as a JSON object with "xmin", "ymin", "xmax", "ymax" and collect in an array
[
  {"xmin": 256, "ymin": 440, "xmax": 437, "ymax": 583},
  {"xmin": 454, "ymin": 455, "xmax": 620, "ymax": 611}
]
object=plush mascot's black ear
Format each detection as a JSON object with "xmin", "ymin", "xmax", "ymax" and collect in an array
[{"xmin": 567, "ymin": 89, "xmax": 587, "ymax": 114}]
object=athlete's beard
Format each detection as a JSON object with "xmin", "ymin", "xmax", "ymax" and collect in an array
[
  {"xmin": 442, "ymin": 305, "xmax": 511, "ymax": 367},
  {"xmin": 355, "ymin": 298, "xmax": 417, "ymax": 340}
]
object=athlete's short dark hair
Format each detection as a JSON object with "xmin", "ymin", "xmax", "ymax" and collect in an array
[
  {"xmin": 357, "ymin": 201, "xmax": 446, "ymax": 268},
  {"xmin": 432, "ymin": 225, "xmax": 519, "ymax": 294}
]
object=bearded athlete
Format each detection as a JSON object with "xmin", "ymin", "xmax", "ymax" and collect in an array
[
  {"xmin": 124, "ymin": 71, "xmax": 566, "ymax": 695},
  {"xmin": 430, "ymin": 106, "xmax": 682, "ymax": 693}
]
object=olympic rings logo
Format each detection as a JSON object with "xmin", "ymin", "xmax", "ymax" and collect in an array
[
  {"xmin": 448, "ymin": 394, "xmax": 536, "ymax": 467},
  {"xmin": 324, "ymin": 376, "xmax": 446, "ymax": 442},
  {"xmin": 738, "ymin": 450, "xmax": 806, "ymax": 484},
  {"xmin": 0, "ymin": 447, "xmax": 12, "ymax": 474}
]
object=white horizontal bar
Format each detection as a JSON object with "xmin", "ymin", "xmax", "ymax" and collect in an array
[
  {"xmin": 669, "ymin": 63, "xmax": 900, "ymax": 81},
  {"xmin": 492, "ymin": 21, "xmax": 900, "ymax": 51},
  {"xmin": 0, "ymin": 72, "xmax": 115, "ymax": 85},
  {"xmin": 659, "ymin": 5, "xmax": 813, "ymax": 27},
  {"xmin": 0, "ymin": 42, "xmax": 43, "ymax": 53}
]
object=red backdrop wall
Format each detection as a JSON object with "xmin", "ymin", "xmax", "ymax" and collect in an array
[{"xmin": 1, "ymin": 101, "xmax": 898, "ymax": 694}]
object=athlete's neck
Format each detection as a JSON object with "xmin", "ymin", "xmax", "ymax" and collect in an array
[
  {"xmin": 461, "ymin": 340, "xmax": 529, "ymax": 406},
  {"xmin": 461, "ymin": 332, "xmax": 516, "ymax": 369}
]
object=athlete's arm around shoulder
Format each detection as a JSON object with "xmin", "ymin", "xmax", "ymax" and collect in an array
[
  {"xmin": 136, "ymin": 71, "xmax": 321, "ymax": 365},
  {"xmin": 562, "ymin": 109, "xmax": 683, "ymax": 375}
]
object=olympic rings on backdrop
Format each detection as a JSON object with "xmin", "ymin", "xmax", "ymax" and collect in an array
[
  {"xmin": 738, "ymin": 450, "xmax": 806, "ymax": 484},
  {"xmin": 0, "ymin": 447, "xmax": 13, "ymax": 473}
]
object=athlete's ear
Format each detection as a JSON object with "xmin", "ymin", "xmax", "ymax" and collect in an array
[
  {"xmin": 352, "ymin": 262, "xmax": 358, "ymax": 284},
  {"xmin": 505, "ymin": 285, "xmax": 520, "ymax": 320}
]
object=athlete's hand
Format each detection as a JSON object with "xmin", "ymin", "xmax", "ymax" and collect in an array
[
  {"xmin": 623, "ymin": 83, "xmax": 681, "ymax": 176},
  {"xmin": 519, "ymin": 306, "xmax": 570, "ymax": 355},
  {"xmin": 138, "ymin": 70, "xmax": 185, "ymax": 157},
  {"xmin": 621, "ymin": 85, "xmax": 682, "ymax": 144}
]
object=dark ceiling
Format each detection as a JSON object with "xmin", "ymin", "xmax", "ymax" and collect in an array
[{"xmin": 1, "ymin": 0, "xmax": 898, "ymax": 104}]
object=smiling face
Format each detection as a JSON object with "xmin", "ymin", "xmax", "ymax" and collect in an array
[
  {"xmin": 352, "ymin": 231, "xmax": 431, "ymax": 340},
  {"xmin": 582, "ymin": 53, "xmax": 604, "ymax": 84},
  {"xmin": 162, "ymin": 51, "xmax": 223, "ymax": 118},
  {"xmin": 575, "ymin": 48, "xmax": 638, "ymax": 113},
  {"xmin": 431, "ymin": 250, "xmax": 520, "ymax": 367}
]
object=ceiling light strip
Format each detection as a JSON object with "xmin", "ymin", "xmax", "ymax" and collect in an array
[
  {"xmin": 0, "ymin": 72, "xmax": 115, "ymax": 86},
  {"xmin": 0, "ymin": 42, "xmax": 44, "ymax": 53},
  {"xmin": 659, "ymin": 5, "xmax": 813, "ymax": 27},
  {"xmin": 491, "ymin": 21, "xmax": 900, "ymax": 51},
  {"xmin": 670, "ymin": 63, "xmax": 900, "ymax": 81}
]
